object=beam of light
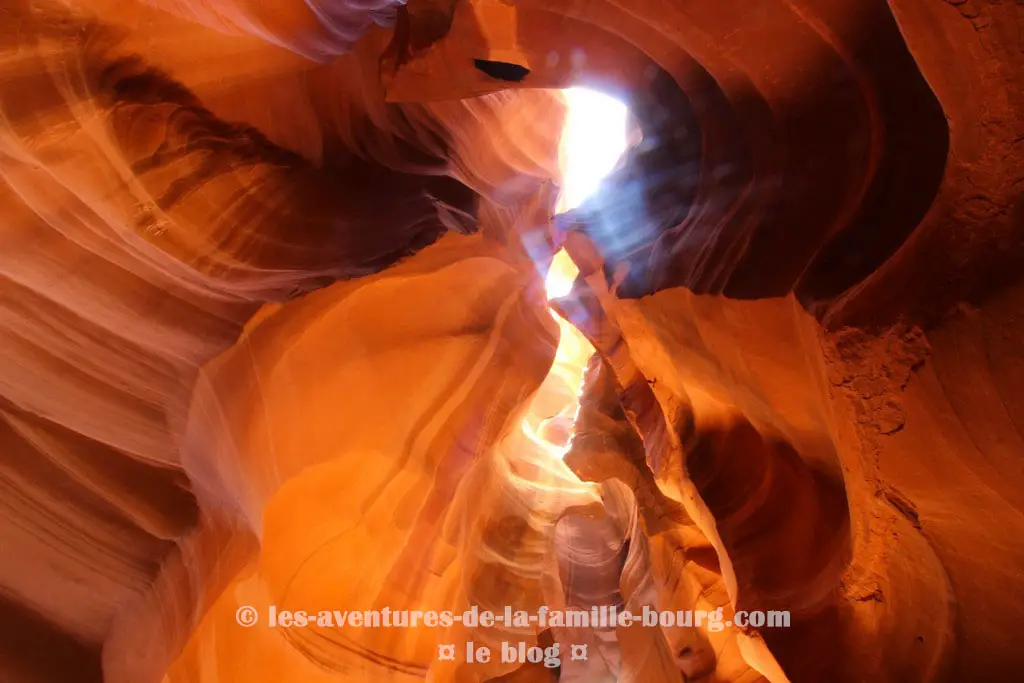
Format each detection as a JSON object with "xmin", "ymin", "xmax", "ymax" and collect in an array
[
  {"xmin": 544, "ymin": 247, "xmax": 579, "ymax": 300},
  {"xmin": 555, "ymin": 87, "xmax": 630, "ymax": 214},
  {"xmin": 523, "ymin": 88, "xmax": 630, "ymax": 461},
  {"xmin": 525, "ymin": 252, "xmax": 594, "ymax": 461}
]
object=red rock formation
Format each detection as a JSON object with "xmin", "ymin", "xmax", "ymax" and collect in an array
[{"xmin": 0, "ymin": 0, "xmax": 1022, "ymax": 682}]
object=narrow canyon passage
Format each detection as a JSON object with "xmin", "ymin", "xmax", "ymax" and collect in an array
[
  {"xmin": 1, "ymin": 1, "xmax": 1023, "ymax": 683},
  {"xmin": 520, "ymin": 85, "xmax": 627, "ymax": 464}
]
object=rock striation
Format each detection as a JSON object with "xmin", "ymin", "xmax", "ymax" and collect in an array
[{"xmin": 0, "ymin": 1, "xmax": 1022, "ymax": 682}]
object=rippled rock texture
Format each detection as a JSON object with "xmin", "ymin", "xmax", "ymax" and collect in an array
[{"xmin": 1, "ymin": 1, "xmax": 1022, "ymax": 682}]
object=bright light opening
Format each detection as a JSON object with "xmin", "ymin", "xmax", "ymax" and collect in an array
[
  {"xmin": 555, "ymin": 87, "xmax": 630, "ymax": 214},
  {"xmin": 523, "ymin": 88, "xmax": 630, "ymax": 460},
  {"xmin": 546, "ymin": 87, "xmax": 630, "ymax": 299},
  {"xmin": 544, "ymin": 249, "xmax": 580, "ymax": 300}
]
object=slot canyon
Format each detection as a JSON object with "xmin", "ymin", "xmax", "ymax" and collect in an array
[{"xmin": 1, "ymin": 0, "xmax": 1023, "ymax": 681}]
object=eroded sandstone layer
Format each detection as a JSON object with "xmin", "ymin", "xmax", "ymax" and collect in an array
[{"xmin": 0, "ymin": 1, "xmax": 1022, "ymax": 682}]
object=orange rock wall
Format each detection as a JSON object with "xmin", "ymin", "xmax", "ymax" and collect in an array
[{"xmin": 0, "ymin": 0, "xmax": 1021, "ymax": 682}]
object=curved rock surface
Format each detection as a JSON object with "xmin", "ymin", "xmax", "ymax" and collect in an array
[{"xmin": 0, "ymin": 0, "xmax": 1022, "ymax": 682}]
